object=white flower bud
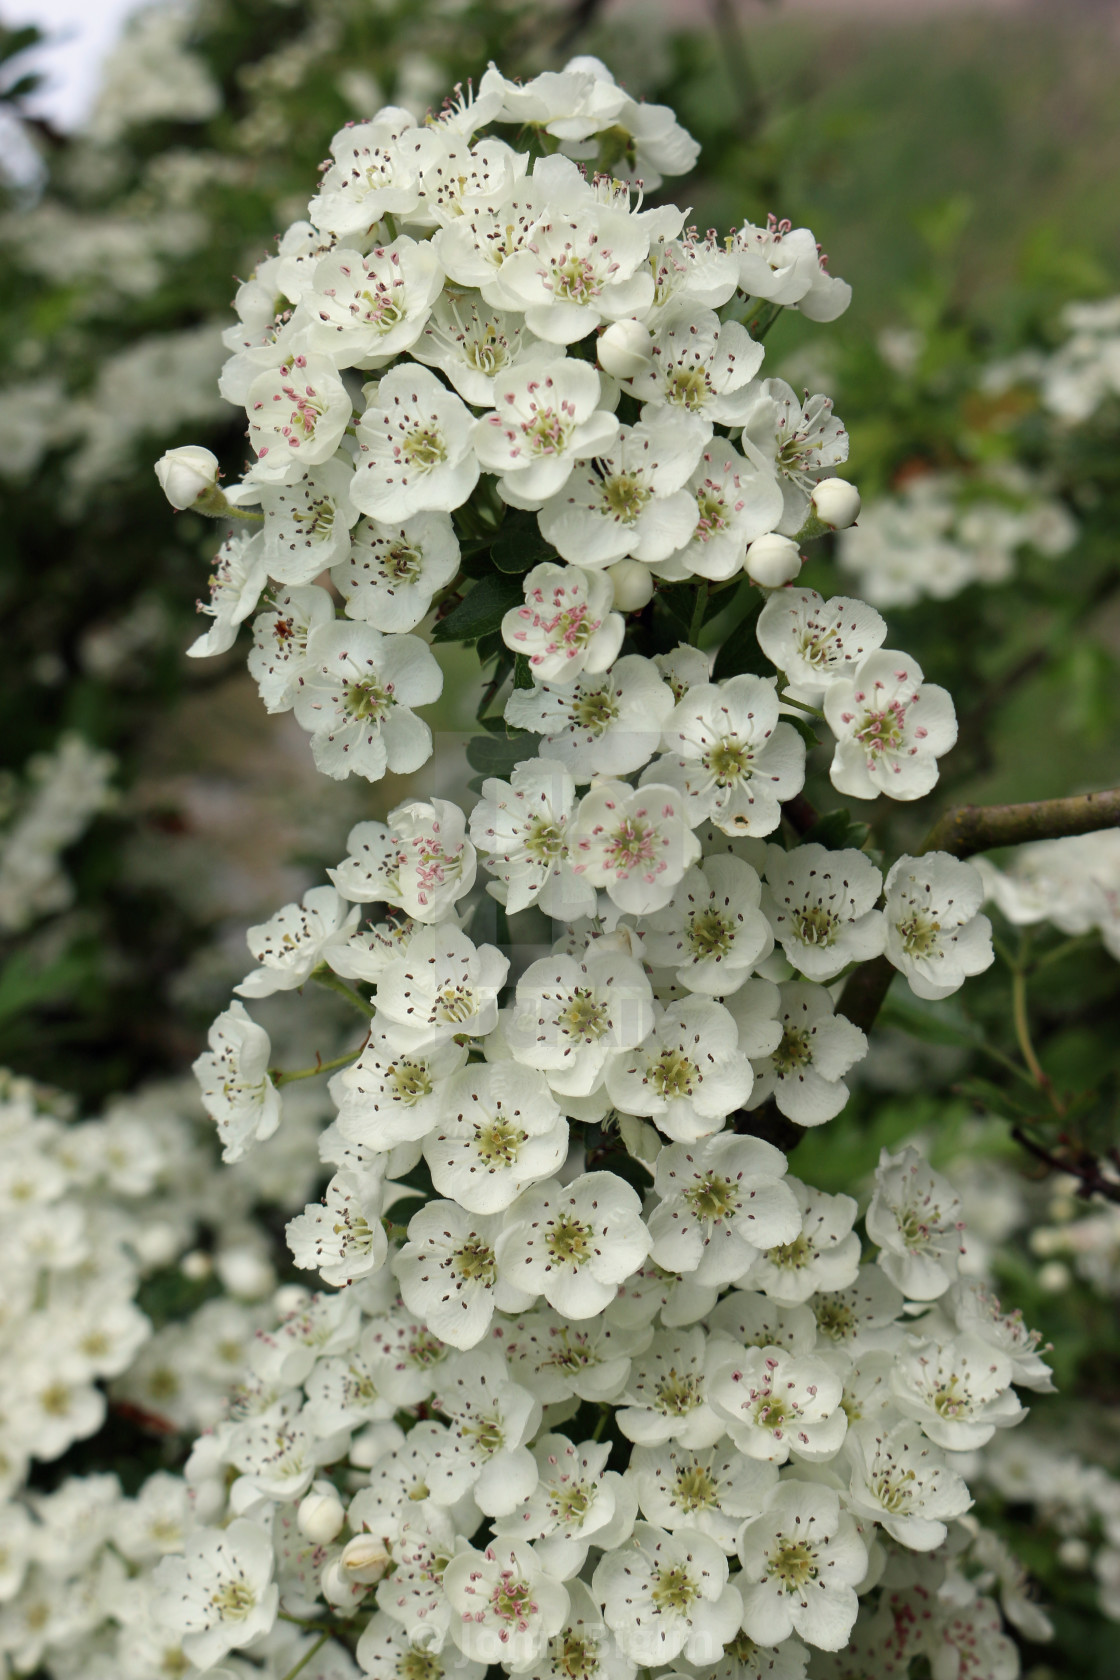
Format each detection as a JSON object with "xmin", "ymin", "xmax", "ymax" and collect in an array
[
  {"xmin": 320, "ymin": 1557, "xmax": 369, "ymax": 1609},
  {"xmin": 155, "ymin": 446, "xmax": 220, "ymax": 510},
  {"xmin": 340, "ymin": 1533, "xmax": 392, "ymax": 1584},
  {"xmin": 608, "ymin": 558, "xmax": 655, "ymax": 612},
  {"xmin": 810, "ymin": 476, "xmax": 861, "ymax": 530},
  {"xmin": 1037, "ymin": 1260, "xmax": 1071, "ymax": 1293},
  {"xmin": 746, "ymin": 532, "xmax": 802, "ymax": 587},
  {"xmin": 298, "ymin": 1489, "xmax": 345, "ymax": 1545},
  {"xmin": 179, "ymin": 1249, "xmax": 212, "ymax": 1281},
  {"xmin": 598, "ymin": 318, "xmax": 654, "ymax": 379}
]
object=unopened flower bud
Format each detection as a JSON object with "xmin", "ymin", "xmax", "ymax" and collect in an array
[
  {"xmin": 608, "ymin": 559, "xmax": 654, "ymax": 612},
  {"xmin": 215, "ymin": 1245, "xmax": 274, "ymax": 1299},
  {"xmin": 320, "ymin": 1557, "xmax": 369, "ymax": 1608},
  {"xmin": 179, "ymin": 1249, "xmax": 212, "ymax": 1281},
  {"xmin": 746, "ymin": 532, "xmax": 802, "ymax": 588},
  {"xmin": 298, "ymin": 1488, "xmax": 345, "ymax": 1545},
  {"xmin": 155, "ymin": 446, "xmax": 221, "ymax": 510},
  {"xmin": 340, "ymin": 1532, "xmax": 392, "ymax": 1583},
  {"xmin": 598, "ymin": 319, "xmax": 654, "ymax": 380},
  {"xmin": 810, "ymin": 477, "xmax": 861, "ymax": 530}
]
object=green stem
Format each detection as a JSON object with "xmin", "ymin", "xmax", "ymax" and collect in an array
[
  {"xmin": 591, "ymin": 1404, "xmax": 611, "ymax": 1442},
  {"xmin": 1031, "ymin": 932, "xmax": 1099, "ymax": 972},
  {"xmin": 779, "ymin": 691, "xmax": 826, "ymax": 720},
  {"xmin": 688, "ymin": 582, "xmax": 709, "ymax": 647},
  {"xmin": 279, "ymin": 1631, "xmax": 330, "ymax": 1680},
  {"xmin": 311, "ymin": 967, "xmax": 375, "ymax": 1018},
  {"xmin": 271, "ymin": 1043, "xmax": 366, "ymax": 1087}
]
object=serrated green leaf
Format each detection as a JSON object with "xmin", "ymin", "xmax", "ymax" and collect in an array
[
  {"xmin": 712, "ymin": 599, "xmax": 767, "ymax": 680},
  {"xmin": 800, "ymin": 808, "xmax": 871, "ymax": 851},
  {"xmin": 431, "ymin": 571, "xmax": 524, "ymax": 644},
  {"xmin": 465, "ymin": 730, "xmax": 541, "ymax": 779},
  {"xmin": 491, "ymin": 510, "xmax": 556, "ymax": 574}
]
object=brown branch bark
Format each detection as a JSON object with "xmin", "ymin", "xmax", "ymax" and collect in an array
[{"xmin": 921, "ymin": 785, "xmax": 1120, "ymax": 861}]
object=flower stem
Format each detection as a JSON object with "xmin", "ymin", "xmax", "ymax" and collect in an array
[
  {"xmin": 278, "ymin": 1631, "xmax": 330, "ymax": 1680},
  {"xmin": 311, "ymin": 967, "xmax": 375, "ymax": 1018},
  {"xmin": 921, "ymin": 785, "xmax": 1120, "ymax": 861},
  {"xmin": 779, "ymin": 690, "xmax": 826, "ymax": 720},
  {"xmin": 271, "ymin": 1042, "xmax": 366, "ymax": 1087},
  {"xmin": 689, "ymin": 582, "xmax": 709, "ymax": 647}
]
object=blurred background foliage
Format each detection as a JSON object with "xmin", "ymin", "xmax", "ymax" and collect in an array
[{"xmin": 3, "ymin": 3, "xmax": 1120, "ymax": 1670}]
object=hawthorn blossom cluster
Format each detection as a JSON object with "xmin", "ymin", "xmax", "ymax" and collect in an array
[
  {"xmin": 136, "ymin": 60, "xmax": 1071, "ymax": 1680},
  {"xmin": 158, "ymin": 55, "xmax": 874, "ymax": 789},
  {"xmin": 836, "ymin": 465, "xmax": 1076, "ymax": 610},
  {"xmin": 0, "ymin": 733, "xmax": 115, "ymax": 932}
]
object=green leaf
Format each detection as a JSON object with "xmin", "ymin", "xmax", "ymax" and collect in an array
[
  {"xmin": 514, "ymin": 653, "xmax": 535, "ymax": 689},
  {"xmin": 785, "ymin": 713, "xmax": 820, "ymax": 749},
  {"xmin": 800, "ymin": 808, "xmax": 871, "ymax": 851},
  {"xmin": 431, "ymin": 571, "xmax": 524, "ymax": 644},
  {"xmin": 654, "ymin": 583, "xmax": 697, "ymax": 639},
  {"xmin": 712, "ymin": 600, "xmax": 767, "ymax": 680},
  {"xmin": 465, "ymin": 730, "xmax": 541, "ymax": 779},
  {"xmin": 879, "ymin": 992, "xmax": 987, "ymax": 1050},
  {"xmin": 491, "ymin": 510, "xmax": 556, "ymax": 574}
]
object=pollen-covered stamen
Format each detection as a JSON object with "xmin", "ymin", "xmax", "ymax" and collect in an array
[
  {"xmin": 345, "ymin": 678, "xmax": 396, "ymax": 722},
  {"xmin": 771, "ymin": 1023, "xmax": 813, "ymax": 1075},
  {"xmin": 401, "ymin": 425, "xmax": 448, "ymax": 469},
  {"xmin": 685, "ymin": 907, "xmax": 735, "ymax": 959},
  {"xmin": 435, "ymin": 983, "xmax": 478, "ymax": 1024},
  {"xmin": 654, "ymin": 1368, "xmax": 705, "ymax": 1415},
  {"xmin": 388, "ymin": 1057, "xmax": 434, "ymax": 1101},
  {"xmin": 452, "ymin": 1239, "xmax": 497, "ymax": 1286},
  {"xmin": 473, "ymin": 1115, "xmax": 528, "ymax": 1166},
  {"xmin": 853, "ymin": 698, "xmax": 909, "ymax": 758},
  {"xmin": 572, "ymin": 689, "xmax": 619, "ymax": 733},
  {"xmin": 649, "ymin": 1048, "xmax": 697, "ymax": 1099},
  {"xmin": 649, "ymin": 1562, "xmax": 700, "ymax": 1614},
  {"xmin": 599, "ymin": 471, "xmax": 650, "ymax": 525},
  {"xmin": 766, "ymin": 1537, "xmax": 818, "ymax": 1593},
  {"xmin": 681, "ymin": 1172, "xmax": 738, "ymax": 1222},
  {"xmin": 674, "ymin": 1463, "xmax": 720, "ymax": 1511},
  {"xmin": 790, "ymin": 903, "xmax": 840, "ymax": 946},
  {"xmin": 545, "ymin": 1212, "xmax": 595, "ymax": 1265},
  {"xmin": 489, "ymin": 1570, "xmax": 539, "ymax": 1630},
  {"xmin": 605, "ymin": 816, "xmax": 658, "ymax": 871}
]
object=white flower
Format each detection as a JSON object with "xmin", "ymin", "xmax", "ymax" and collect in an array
[
  {"xmin": 648, "ymin": 677, "xmax": 806, "ymax": 837},
  {"xmin": 527, "ymin": 1578, "xmax": 636, "ymax": 1680},
  {"xmin": 889, "ymin": 1334, "xmax": 1024, "ymax": 1451},
  {"xmin": 627, "ymin": 306, "xmax": 764, "ymax": 431},
  {"xmin": 810, "ymin": 1267, "xmax": 906, "ymax": 1355},
  {"xmin": 866, "ymin": 1145, "xmax": 964, "ymax": 1300},
  {"xmin": 660, "ymin": 443, "xmax": 784, "ymax": 583},
  {"xmin": 353, "ymin": 365, "xmax": 479, "ymax": 521},
  {"xmin": 375, "ymin": 1508, "xmax": 465, "ymax": 1646},
  {"xmin": 258, "ymin": 455, "xmax": 360, "ymax": 584},
  {"xmin": 304, "ymin": 237, "xmax": 443, "ymax": 366},
  {"xmin": 335, "ymin": 1022, "xmax": 467, "ymax": 1157},
  {"xmin": 946, "ymin": 1281, "xmax": 1054, "ymax": 1392},
  {"xmin": 637, "ymin": 855, "xmax": 773, "ymax": 996},
  {"xmin": 570, "ymin": 780, "xmax": 700, "ymax": 914},
  {"xmin": 357, "ymin": 1614, "xmax": 488, "ymax": 1680},
  {"xmin": 502, "ymin": 562, "xmax": 624, "ymax": 684},
  {"xmin": 330, "ymin": 800, "xmax": 476, "ymax": 923},
  {"xmin": 474, "ymin": 359, "xmax": 619, "ymax": 508},
  {"xmin": 496, "ymin": 202, "xmax": 656, "ymax": 344},
  {"xmin": 607, "ymin": 999, "xmax": 753, "ymax": 1141},
  {"xmin": 737, "ymin": 1483, "xmax": 866, "ymax": 1652},
  {"xmin": 536, "ymin": 413, "xmax": 702, "ymax": 566},
  {"xmin": 444, "ymin": 1540, "xmax": 570, "ymax": 1671},
  {"xmin": 286, "ymin": 1168, "xmax": 389, "ymax": 1286},
  {"xmin": 470, "ymin": 756, "xmax": 596, "ymax": 919},
  {"xmin": 246, "ymin": 354, "xmax": 353, "ymax": 482},
  {"xmin": 394, "ymin": 1201, "xmax": 532, "ymax": 1350},
  {"xmin": 423, "ymin": 1063, "xmax": 568, "ymax": 1214},
  {"xmin": 646, "ymin": 1135, "xmax": 800, "ymax": 1285},
  {"xmin": 731, "ymin": 219, "xmax": 823, "ymax": 307},
  {"xmin": 496, "ymin": 1171, "xmax": 650, "ymax": 1316},
  {"xmin": 739, "ymin": 1179, "xmax": 862, "ymax": 1304},
  {"xmin": 152, "ymin": 1517, "xmax": 279, "ymax": 1669},
  {"xmin": 504, "ymin": 948, "xmax": 654, "ymax": 1098},
  {"xmin": 493, "ymin": 1433, "xmax": 635, "ymax": 1576},
  {"xmin": 294, "ymin": 620, "xmax": 443, "ymax": 782},
  {"xmin": 593, "ymin": 1522, "xmax": 740, "ymax": 1666},
  {"xmin": 247, "ymin": 583, "xmax": 334, "ymax": 712},
  {"xmin": 187, "ymin": 531, "xmax": 270, "ymax": 657},
  {"xmin": 744, "ymin": 982, "xmax": 867, "ymax": 1125},
  {"xmin": 628, "ymin": 1441, "xmax": 778, "ymax": 1552},
  {"xmin": 882, "ymin": 853, "xmax": 994, "ymax": 1000},
  {"xmin": 707, "ymin": 1345, "xmax": 847, "ymax": 1464},
  {"xmin": 755, "ymin": 589, "xmax": 887, "ymax": 703},
  {"xmin": 739, "ymin": 379, "xmax": 849, "ymax": 536},
  {"xmin": 845, "ymin": 1420, "xmax": 972, "ymax": 1550},
  {"xmin": 333, "ymin": 511, "xmax": 460, "ymax": 633},
  {"xmin": 429, "ymin": 1349, "xmax": 543, "ymax": 1516},
  {"xmin": 192, "ymin": 1001, "xmax": 281, "ymax": 1163},
  {"xmin": 505, "ymin": 655, "xmax": 675, "ymax": 781},
  {"xmin": 413, "ymin": 293, "xmax": 552, "ymax": 406},
  {"xmin": 308, "ymin": 108, "xmax": 421, "ymax": 238},
  {"xmin": 823, "ymin": 650, "xmax": 958, "ymax": 801},
  {"xmin": 235, "ymin": 883, "xmax": 360, "ymax": 998},
  {"xmin": 375, "ymin": 924, "xmax": 509, "ymax": 1048},
  {"xmin": 616, "ymin": 1328, "xmax": 724, "ymax": 1449},
  {"xmin": 227, "ymin": 1400, "xmax": 346, "ymax": 1503},
  {"xmin": 760, "ymin": 843, "xmax": 885, "ymax": 983},
  {"xmin": 155, "ymin": 443, "xmax": 220, "ymax": 509}
]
